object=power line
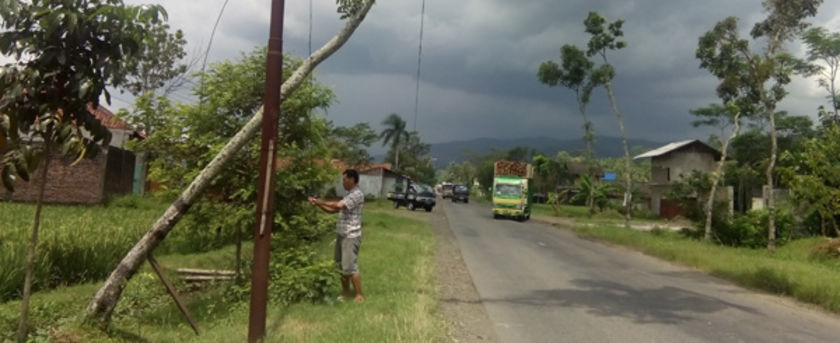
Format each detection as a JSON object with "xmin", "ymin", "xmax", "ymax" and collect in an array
[
  {"xmin": 198, "ymin": 0, "xmax": 231, "ymax": 108},
  {"xmin": 413, "ymin": 0, "xmax": 426, "ymax": 132}
]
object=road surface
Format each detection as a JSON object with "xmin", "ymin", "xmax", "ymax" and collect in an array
[{"xmin": 441, "ymin": 200, "xmax": 840, "ymax": 342}]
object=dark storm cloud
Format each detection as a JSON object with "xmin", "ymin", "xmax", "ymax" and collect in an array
[{"xmin": 121, "ymin": 0, "xmax": 840, "ymax": 145}]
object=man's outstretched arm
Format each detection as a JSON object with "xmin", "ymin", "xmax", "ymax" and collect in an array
[{"xmin": 309, "ymin": 197, "xmax": 346, "ymax": 213}]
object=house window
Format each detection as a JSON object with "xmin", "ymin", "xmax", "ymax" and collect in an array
[{"xmin": 666, "ymin": 168, "xmax": 671, "ymax": 182}]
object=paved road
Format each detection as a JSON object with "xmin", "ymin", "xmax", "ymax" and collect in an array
[{"xmin": 441, "ymin": 200, "xmax": 840, "ymax": 343}]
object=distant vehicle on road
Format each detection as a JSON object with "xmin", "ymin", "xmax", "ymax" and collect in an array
[
  {"xmin": 451, "ymin": 184, "xmax": 470, "ymax": 203},
  {"xmin": 388, "ymin": 182, "xmax": 436, "ymax": 212},
  {"xmin": 440, "ymin": 182, "xmax": 454, "ymax": 199},
  {"xmin": 492, "ymin": 161, "xmax": 533, "ymax": 221}
]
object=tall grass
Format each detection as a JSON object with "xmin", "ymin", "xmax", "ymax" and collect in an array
[
  {"xmin": 1, "ymin": 208, "xmax": 443, "ymax": 342},
  {"xmin": 0, "ymin": 195, "xmax": 237, "ymax": 302}
]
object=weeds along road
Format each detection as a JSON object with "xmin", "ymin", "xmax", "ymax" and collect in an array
[{"xmin": 440, "ymin": 199, "xmax": 840, "ymax": 343}]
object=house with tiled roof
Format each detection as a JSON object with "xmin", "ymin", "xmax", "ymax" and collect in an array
[{"xmin": 1, "ymin": 104, "xmax": 146, "ymax": 204}]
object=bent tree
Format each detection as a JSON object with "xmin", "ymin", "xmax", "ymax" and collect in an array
[{"xmin": 85, "ymin": 0, "xmax": 378, "ymax": 327}]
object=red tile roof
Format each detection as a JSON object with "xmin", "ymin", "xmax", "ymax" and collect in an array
[{"xmin": 87, "ymin": 103, "xmax": 136, "ymax": 131}]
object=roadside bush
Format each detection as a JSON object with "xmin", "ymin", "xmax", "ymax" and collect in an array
[
  {"xmin": 268, "ymin": 248, "xmax": 337, "ymax": 305},
  {"xmin": 224, "ymin": 247, "xmax": 337, "ymax": 305},
  {"xmin": 716, "ymin": 209, "xmax": 793, "ymax": 248}
]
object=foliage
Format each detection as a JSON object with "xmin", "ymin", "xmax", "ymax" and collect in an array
[
  {"xmin": 781, "ymin": 124, "xmax": 840, "ymax": 236},
  {"xmin": 532, "ymin": 153, "xmax": 575, "ymax": 194},
  {"xmin": 723, "ymin": 209, "xmax": 794, "ymax": 248},
  {"xmin": 442, "ymin": 160, "xmax": 477, "ymax": 186},
  {"xmin": 384, "ymin": 130, "xmax": 435, "ymax": 184},
  {"xmin": 330, "ymin": 122, "xmax": 378, "ymax": 167},
  {"xmin": 803, "ymin": 27, "xmax": 840, "ymax": 122},
  {"xmin": 118, "ymin": 23, "xmax": 188, "ymax": 98},
  {"xmin": 379, "ymin": 113, "xmax": 409, "ymax": 171},
  {"xmin": 566, "ymin": 175, "xmax": 615, "ymax": 211},
  {"xmin": 666, "ymin": 170, "xmax": 714, "ymax": 220},
  {"xmin": 0, "ymin": 0, "xmax": 169, "ymax": 191}
]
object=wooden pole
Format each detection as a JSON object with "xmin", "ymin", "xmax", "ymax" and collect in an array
[
  {"xmin": 248, "ymin": 0, "xmax": 285, "ymax": 341},
  {"xmin": 147, "ymin": 255, "xmax": 200, "ymax": 335}
]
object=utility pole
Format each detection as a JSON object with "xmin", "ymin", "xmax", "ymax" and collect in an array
[{"xmin": 248, "ymin": 0, "xmax": 285, "ymax": 341}]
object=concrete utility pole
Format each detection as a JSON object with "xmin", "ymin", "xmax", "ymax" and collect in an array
[{"xmin": 248, "ymin": 0, "xmax": 285, "ymax": 341}]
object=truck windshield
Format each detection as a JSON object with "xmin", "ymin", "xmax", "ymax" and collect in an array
[{"xmin": 495, "ymin": 184, "xmax": 521, "ymax": 197}]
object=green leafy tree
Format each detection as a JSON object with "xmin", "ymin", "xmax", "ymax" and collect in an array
[
  {"xmin": 443, "ymin": 160, "xmax": 477, "ymax": 186},
  {"xmin": 120, "ymin": 23, "xmax": 189, "ymax": 97},
  {"xmin": 782, "ymin": 124, "xmax": 840, "ymax": 236},
  {"xmin": 538, "ymin": 44, "xmax": 598, "ymax": 215},
  {"xmin": 0, "ymin": 1, "xmax": 169, "ymax": 340},
  {"xmin": 379, "ymin": 113, "xmax": 409, "ymax": 171},
  {"xmin": 696, "ymin": 0, "xmax": 822, "ymax": 252},
  {"xmin": 583, "ymin": 11, "xmax": 633, "ymax": 227},
  {"xmin": 330, "ymin": 122, "xmax": 378, "ymax": 167},
  {"xmin": 86, "ymin": 0, "xmax": 377, "ymax": 327},
  {"xmin": 387, "ymin": 131, "xmax": 435, "ymax": 184},
  {"xmin": 803, "ymin": 27, "xmax": 840, "ymax": 126}
]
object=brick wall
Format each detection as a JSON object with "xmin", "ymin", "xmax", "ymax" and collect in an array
[{"xmin": 1, "ymin": 150, "xmax": 107, "ymax": 205}]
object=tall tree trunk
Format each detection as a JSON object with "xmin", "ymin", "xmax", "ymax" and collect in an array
[
  {"xmin": 831, "ymin": 216, "xmax": 840, "ymax": 237},
  {"xmin": 580, "ymin": 99, "xmax": 596, "ymax": 217},
  {"xmin": 704, "ymin": 112, "xmax": 740, "ymax": 241},
  {"xmin": 17, "ymin": 141, "xmax": 52, "ymax": 343},
  {"xmin": 766, "ymin": 107, "xmax": 778, "ymax": 253},
  {"xmin": 604, "ymin": 81, "xmax": 632, "ymax": 228},
  {"xmin": 394, "ymin": 146, "xmax": 400, "ymax": 172},
  {"xmin": 84, "ymin": 0, "xmax": 376, "ymax": 327}
]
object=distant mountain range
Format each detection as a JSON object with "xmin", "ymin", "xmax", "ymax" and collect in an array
[{"xmin": 414, "ymin": 136, "xmax": 666, "ymax": 169}]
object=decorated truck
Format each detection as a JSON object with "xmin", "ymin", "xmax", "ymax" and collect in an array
[{"xmin": 492, "ymin": 161, "xmax": 533, "ymax": 221}]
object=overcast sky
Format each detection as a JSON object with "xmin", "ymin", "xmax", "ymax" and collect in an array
[{"xmin": 11, "ymin": 0, "xmax": 840, "ymax": 147}]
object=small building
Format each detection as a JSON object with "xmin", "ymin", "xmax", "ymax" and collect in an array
[
  {"xmin": 331, "ymin": 161, "xmax": 404, "ymax": 199},
  {"xmin": 634, "ymin": 139, "xmax": 728, "ymax": 218},
  {"xmin": 1, "ymin": 105, "xmax": 145, "ymax": 204}
]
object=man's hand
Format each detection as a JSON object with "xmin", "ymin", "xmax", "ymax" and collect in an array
[{"xmin": 308, "ymin": 196, "xmax": 319, "ymax": 205}]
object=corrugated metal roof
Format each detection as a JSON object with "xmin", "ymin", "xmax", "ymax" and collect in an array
[{"xmin": 633, "ymin": 139, "xmax": 699, "ymax": 159}]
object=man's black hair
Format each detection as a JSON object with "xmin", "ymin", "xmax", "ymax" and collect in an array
[{"xmin": 343, "ymin": 169, "xmax": 360, "ymax": 184}]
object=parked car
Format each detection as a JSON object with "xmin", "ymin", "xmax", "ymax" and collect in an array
[
  {"xmin": 388, "ymin": 183, "xmax": 436, "ymax": 212},
  {"xmin": 440, "ymin": 182, "xmax": 454, "ymax": 199},
  {"xmin": 451, "ymin": 184, "xmax": 469, "ymax": 203}
]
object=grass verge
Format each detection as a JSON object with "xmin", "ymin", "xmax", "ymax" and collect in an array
[
  {"xmin": 1, "ymin": 206, "xmax": 442, "ymax": 342},
  {"xmin": 564, "ymin": 223, "xmax": 840, "ymax": 313}
]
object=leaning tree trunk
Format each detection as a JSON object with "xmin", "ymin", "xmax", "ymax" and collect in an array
[
  {"xmin": 604, "ymin": 81, "xmax": 632, "ymax": 228},
  {"xmin": 84, "ymin": 0, "xmax": 376, "ymax": 328},
  {"xmin": 17, "ymin": 140, "xmax": 52, "ymax": 343},
  {"xmin": 704, "ymin": 112, "xmax": 740, "ymax": 241},
  {"xmin": 766, "ymin": 106, "xmax": 778, "ymax": 253}
]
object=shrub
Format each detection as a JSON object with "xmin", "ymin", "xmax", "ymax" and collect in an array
[{"xmin": 716, "ymin": 209, "xmax": 794, "ymax": 248}]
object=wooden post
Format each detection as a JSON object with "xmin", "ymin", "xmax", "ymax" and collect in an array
[
  {"xmin": 249, "ymin": 0, "xmax": 285, "ymax": 341},
  {"xmin": 147, "ymin": 255, "xmax": 200, "ymax": 335}
]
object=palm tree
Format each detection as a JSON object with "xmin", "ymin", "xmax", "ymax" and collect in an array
[{"xmin": 380, "ymin": 113, "xmax": 410, "ymax": 171}]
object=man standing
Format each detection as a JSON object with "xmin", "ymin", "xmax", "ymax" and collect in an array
[{"xmin": 309, "ymin": 169, "xmax": 365, "ymax": 302}]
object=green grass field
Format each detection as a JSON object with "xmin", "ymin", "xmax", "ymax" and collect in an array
[{"xmin": 1, "ymin": 203, "xmax": 443, "ymax": 342}]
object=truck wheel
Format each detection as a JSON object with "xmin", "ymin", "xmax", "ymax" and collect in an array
[
  {"xmin": 408, "ymin": 202, "xmax": 416, "ymax": 211},
  {"xmin": 493, "ymin": 214, "xmax": 500, "ymax": 219},
  {"xmin": 425, "ymin": 206, "xmax": 432, "ymax": 212},
  {"xmin": 393, "ymin": 201, "xmax": 400, "ymax": 209},
  {"xmin": 465, "ymin": 199, "xmax": 469, "ymax": 204}
]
